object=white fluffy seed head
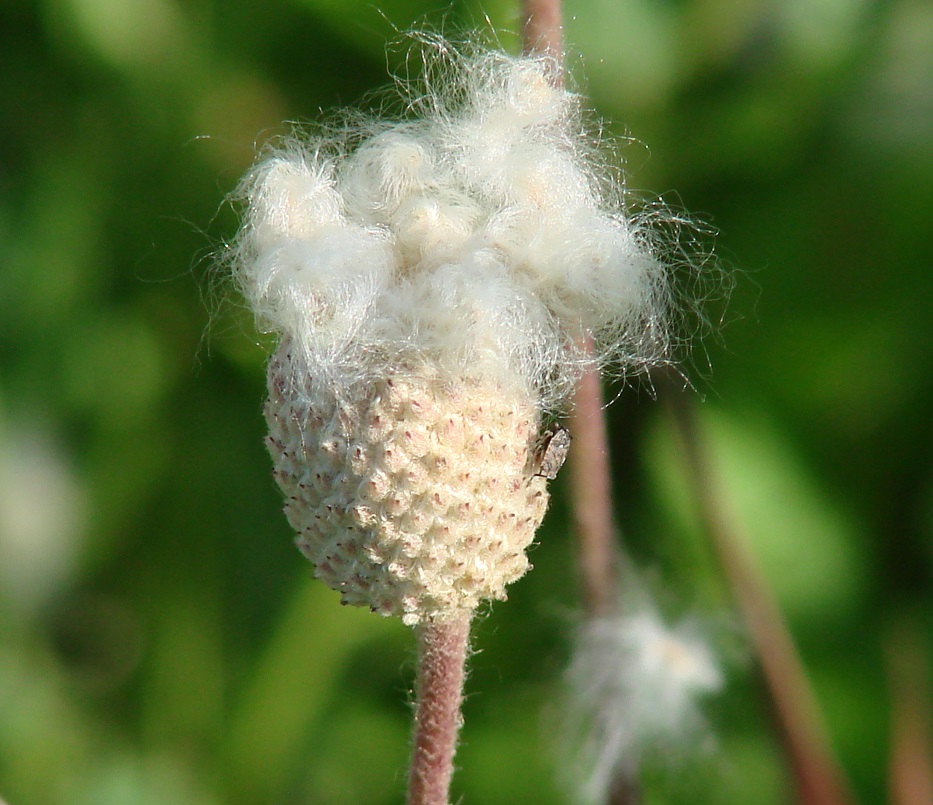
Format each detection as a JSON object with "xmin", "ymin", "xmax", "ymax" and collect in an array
[
  {"xmin": 230, "ymin": 39, "xmax": 701, "ymax": 622},
  {"xmin": 231, "ymin": 41, "xmax": 677, "ymax": 410},
  {"xmin": 562, "ymin": 606, "xmax": 723, "ymax": 802}
]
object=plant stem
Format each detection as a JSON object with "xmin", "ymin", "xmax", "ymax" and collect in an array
[
  {"xmin": 665, "ymin": 387, "xmax": 857, "ymax": 805},
  {"xmin": 524, "ymin": 0, "xmax": 620, "ymax": 623},
  {"xmin": 568, "ymin": 348, "xmax": 619, "ymax": 617},
  {"xmin": 570, "ymin": 360, "xmax": 638, "ymax": 805},
  {"xmin": 887, "ymin": 621, "xmax": 933, "ymax": 805},
  {"xmin": 522, "ymin": 8, "xmax": 633, "ymax": 802},
  {"xmin": 522, "ymin": 0, "xmax": 564, "ymax": 63},
  {"xmin": 407, "ymin": 613, "xmax": 472, "ymax": 805}
]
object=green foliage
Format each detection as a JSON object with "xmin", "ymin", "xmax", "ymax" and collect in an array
[{"xmin": 1, "ymin": 1, "xmax": 930, "ymax": 803}]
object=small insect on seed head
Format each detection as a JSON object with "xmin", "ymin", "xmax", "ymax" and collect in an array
[{"xmin": 534, "ymin": 425, "xmax": 572, "ymax": 480}]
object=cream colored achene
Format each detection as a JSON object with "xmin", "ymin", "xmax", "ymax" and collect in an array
[{"xmin": 266, "ymin": 341, "xmax": 548, "ymax": 625}]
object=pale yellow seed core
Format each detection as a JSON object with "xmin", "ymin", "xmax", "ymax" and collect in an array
[{"xmin": 265, "ymin": 343, "xmax": 550, "ymax": 625}]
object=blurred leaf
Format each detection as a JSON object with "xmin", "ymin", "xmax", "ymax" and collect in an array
[{"xmin": 645, "ymin": 405, "xmax": 869, "ymax": 627}]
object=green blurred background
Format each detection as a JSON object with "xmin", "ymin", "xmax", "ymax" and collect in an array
[{"xmin": 1, "ymin": 0, "xmax": 930, "ymax": 803}]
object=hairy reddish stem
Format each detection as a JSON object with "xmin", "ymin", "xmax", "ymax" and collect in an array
[
  {"xmin": 407, "ymin": 614, "xmax": 472, "ymax": 805},
  {"xmin": 522, "ymin": 0, "xmax": 564, "ymax": 63},
  {"xmin": 525, "ymin": 0, "xmax": 619, "ymax": 622},
  {"xmin": 569, "ymin": 356, "xmax": 619, "ymax": 617},
  {"xmin": 523, "ymin": 8, "xmax": 632, "ymax": 800}
]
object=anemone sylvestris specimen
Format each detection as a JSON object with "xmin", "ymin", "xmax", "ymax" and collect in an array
[{"xmin": 231, "ymin": 40, "xmax": 675, "ymax": 805}]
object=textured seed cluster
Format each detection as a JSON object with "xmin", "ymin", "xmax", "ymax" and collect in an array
[{"xmin": 265, "ymin": 344, "xmax": 550, "ymax": 625}]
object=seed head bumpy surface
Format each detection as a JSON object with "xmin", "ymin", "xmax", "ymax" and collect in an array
[{"xmin": 266, "ymin": 343, "xmax": 549, "ymax": 625}]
